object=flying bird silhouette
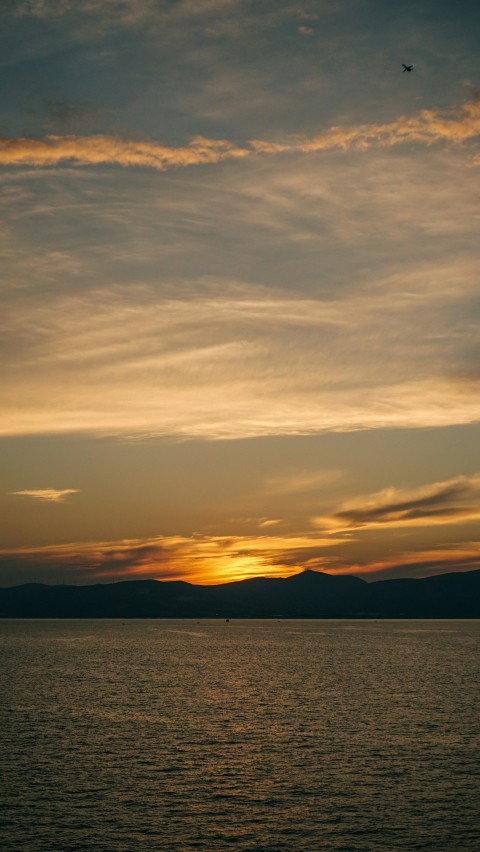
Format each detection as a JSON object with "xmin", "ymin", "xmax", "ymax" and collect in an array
[{"xmin": 402, "ymin": 64, "xmax": 414, "ymax": 72}]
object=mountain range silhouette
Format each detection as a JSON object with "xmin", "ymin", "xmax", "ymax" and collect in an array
[{"xmin": 1, "ymin": 568, "xmax": 479, "ymax": 618}]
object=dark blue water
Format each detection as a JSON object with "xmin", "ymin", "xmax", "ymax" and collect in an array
[{"xmin": 1, "ymin": 619, "xmax": 479, "ymax": 851}]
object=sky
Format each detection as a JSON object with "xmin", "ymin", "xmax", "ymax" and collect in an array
[{"xmin": 1, "ymin": 0, "xmax": 480, "ymax": 587}]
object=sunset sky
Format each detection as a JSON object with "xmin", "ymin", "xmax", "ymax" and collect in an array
[{"xmin": 1, "ymin": 0, "xmax": 480, "ymax": 586}]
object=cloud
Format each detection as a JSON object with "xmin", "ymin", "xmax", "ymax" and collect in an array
[
  {"xmin": 0, "ymin": 531, "xmax": 343, "ymax": 586},
  {"xmin": 0, "ymin": 134, "xmax": 250, "ymax": 170},
  {"xmin": 15, "ymin": 0, "xmax": 242, "ymax": 22},
  {"xmin": 263, "ymin": 469, "xmax": 342, "ymax": 495},
  {"xmin": 10, "ymin": 489, "xmax": 79, "ymax": 503},
  {"xmin": 315, "ymin": 475, "xmax": 480, "ymax": 532},
  {"xmin": 294, "ymin": 9, "xmax": 319, "ymax": 21},
  {"xmin": 330, "ymin": 543, "xmax": 480, "ymax": 581},
  {"xmin": 2, "ymin": 260, "xmax": 480, "ymax": 439},
  {"xmin": 1, "ymin": 529, "xmax": 479, "ymax": 586},
  {"xmin": 298, "ymin": 26, "xmax": 314, "ymax": 36},
  {"xmin": 293, "ymin": 96, "xmax": 480, "ymax": 153},
  {"xmin": 0, "ymin": 98, "xmax": 479, "ymax": 171}
]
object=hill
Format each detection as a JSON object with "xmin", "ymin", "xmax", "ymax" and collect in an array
[{"xmin": 0, "ymin": 568, "xmax": 479, "ymax": 618}]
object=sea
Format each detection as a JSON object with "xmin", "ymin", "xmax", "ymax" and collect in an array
[{"xmin": 1, "ymin": 619, "xmax": 479, "ymax": 851}]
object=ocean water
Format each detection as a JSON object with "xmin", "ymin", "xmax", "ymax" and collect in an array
[{"xmin": 1, "ymin": 619, "xmax": 479, "ymax": 851}]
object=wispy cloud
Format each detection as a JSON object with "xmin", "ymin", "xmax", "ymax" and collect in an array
[
  {"xmin": 15, "ymin": 0, "xmax": 242, "ymax": 21},
  {"xmin": 1, "ymin": 98, "xmax": 479, "ymax": 170},
  {"xmin": 331, "ymin": 543, "xmax": 480, "ymax": 581},
  {"xmin": 0, "ymin": 135, "xmax": 249, "ymax": 169},
  {"xmin": 10, "ymin": 488, "xmax": 79, "ymax": 503},
  {"xmin": 0, "ymin": 531, "xmax": 342, "ymax": 586},
  {"xmin": 2, "ymin": 261, "xmax": 480, "ymax": 439},
  {"xmin": 263, "ymin": 469, "xmax": 342, "ymax": 495},
  {"xmin": 291, "ymin": 96, "xmax": 480, "ymax": 152},
  {"xmin": 315, "ymin": 475, "xmax": 480, "ymax": 532},
  {"xmin": 1, "ymin": 530, "xmax": 479, "ymax": 586}
]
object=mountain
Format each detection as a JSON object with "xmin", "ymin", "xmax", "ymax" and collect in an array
[{"xmin": 0, "ymin": 568, "xmax": 479, "ymax": 618}]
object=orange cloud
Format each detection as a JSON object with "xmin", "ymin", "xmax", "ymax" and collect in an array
[
  {"xmin": 0, "ymin": 134, "xmax": 249, "ymax": 169},
  {"xmin": 2, "ymin": 532, "xmax": 480, "ymax": 586},
  {"xmin": 331, "ymin": 543, "xmax": 480, "ymax": 580},
  {"xmin": 0, "ymin": 98, "xmax": 479, "ymax": 170},
  {"xmin": 315, "ymin": 475, "xmax": 480, "ymax": 532},
  {"xmin": 0, "ymin": 531, "xmax": 343, "ymax": 586},
  {"xmin": 295, "ymin": 96, "xmax": 480, "ymax": 152}
]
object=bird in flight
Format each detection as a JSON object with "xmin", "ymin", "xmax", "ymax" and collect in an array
[{"xmin": 402, "ymin": 64, "xmax": 414, "ymax": 72}]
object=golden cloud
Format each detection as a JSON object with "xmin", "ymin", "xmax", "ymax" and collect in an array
[
  {"xmin": 0, "ymin": 98, "xmax": 479, "ymax": 171},
  {"xmin": 2, "ymin": 531, "xmax": 480, "ymax": 585},
  {"xmin": 10, "ymin": 488, "xmax": 80, "ymax": 503},
  {"xmin": 295, "ymin": 96, "xmax": 480, "ymax": 152},
  {"xmin": 2, "ymin": 266, "xmax": 480, "ymax": 439},
  {"xmin": 0, "ymin": 532, "xmax": 343, "ymax": 585},
  {"xmin": 0, "ymin": 134, "xmax": 249, "ymax": 169},
  {"xmin": 315, "ymin": 474, "xmax": 480, "ymax": 532}
]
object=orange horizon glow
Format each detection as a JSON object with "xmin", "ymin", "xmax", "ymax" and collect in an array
[{"xmin": 2, "ymin": 533, "xmax": 480, "ymax": 587}]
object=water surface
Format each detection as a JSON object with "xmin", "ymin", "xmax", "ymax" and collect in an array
[{"xmin": 1, "ymin": 619, "xmax": 479, "ymax": 850}]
